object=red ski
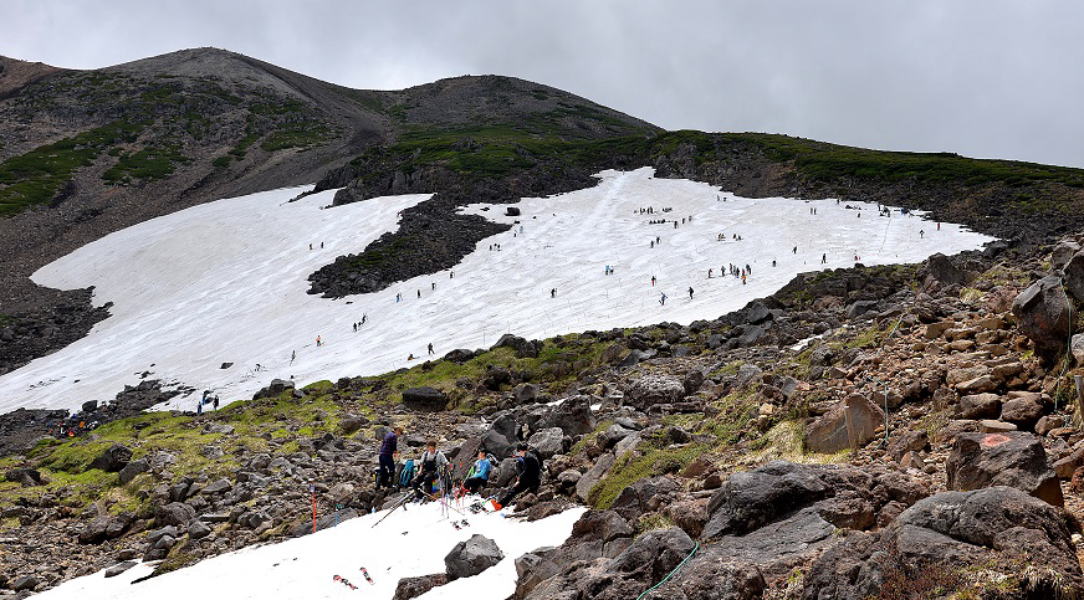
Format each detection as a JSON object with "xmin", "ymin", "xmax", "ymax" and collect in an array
[{"xmin": 360, "ymin": 567, "xmax": 374, "ymax": 585}]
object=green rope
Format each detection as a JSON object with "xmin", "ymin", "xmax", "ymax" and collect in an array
[{"xmin": 635, "ymin": 541, "xmax": 700, "ymax": 600}]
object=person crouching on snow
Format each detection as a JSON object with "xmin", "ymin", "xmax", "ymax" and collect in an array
[
  {"xmin": 412, "ymin": 440, "xmax": 449, "ymax": 500},
  {"xmin": 496, "ymin": 443, "xmax": 542, "ymax": 509},
  {"xmin": 463, "ymin": 450, "xmax": 493, "ymax": 494}
]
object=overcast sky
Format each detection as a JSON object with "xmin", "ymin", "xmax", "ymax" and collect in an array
[{"xmin": 3, "ymin": 1, "xmax": 1083, "ymax": 167}]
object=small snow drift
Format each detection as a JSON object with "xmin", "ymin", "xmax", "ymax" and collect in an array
[
  {"xmin": 36, "ymin": 500, "xmax": 585, "ymax": 600},
  {"xmin": 0, "ymin": 168, "xmax": 992, "ymax": 412}
]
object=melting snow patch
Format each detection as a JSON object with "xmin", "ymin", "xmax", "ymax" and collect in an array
[
  {"xmin": 36, "ymin": 500, "xmax": 585, "ymax": 600},
  {"xmin": 0, "ymin": 168, "xmax": 993, "ymax": 412}
]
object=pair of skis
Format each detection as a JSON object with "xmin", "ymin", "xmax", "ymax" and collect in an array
[{"xmin": 332, "ymin": 568, "xmax": 374, "ymax": 590}]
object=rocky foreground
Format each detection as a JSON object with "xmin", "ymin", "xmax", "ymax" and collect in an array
[{"xmin": 4, "ymin": 234, "xmax": 1084, "ymax": 598}]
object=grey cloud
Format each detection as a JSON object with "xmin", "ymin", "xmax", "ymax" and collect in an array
[{"xmin": 2, "ymin": 0, "xmax": 1083, "ymax": 166}]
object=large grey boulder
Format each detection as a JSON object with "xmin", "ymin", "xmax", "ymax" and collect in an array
[
  {"xmin": 945, "ymin": 431, "xmax": 1063, "ymax": 506},
  {"xmin": 804, "ymin": 395, "xmax": 883, "ymax": 453},
  {"xmin": 576, "ymin": 452, "xmax": 615, "ymax": 502},
  {"xmin": 527, "ymin": 427, "xmax": 565, "ymax": 458},
  {"xmin": 623, "ymin": 375, "xmax": 685, "ymax": 410},
  {"xmin": 401, "ymin": 386, "xmax": 448, "ymax": 411},
  {"xmin": 118, "ymin": 459, "xmax": 149, "ymax": 485},
  {"xmin": 492, "ymin": 333, "xmax": 541, "ymax": 358},
  {"xmin": 445, "ymin": 534, "xmax": 504, "ymax": 580},
  {"xmin": 155, "ymin": 502, "xmax": 196, "ymax": 527},
  {"xmin": 925, "ymin": 252, "xmax": 973, "ymax": 287},
  {"xmin": 538, "ymin": 395, "xmax": 595, "ymax": 436},
  {"xmin": 252, "ymin": 378, "xmax": 294, "ymax": 400},
  {"xmin": 1011, "ymin": 275, "xmax": 1071, "ymax": 362}
]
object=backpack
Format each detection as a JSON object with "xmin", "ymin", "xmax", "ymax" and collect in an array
[{"xmin": 398, "ymin": 459, "xmax": 416, "ymax": 487}]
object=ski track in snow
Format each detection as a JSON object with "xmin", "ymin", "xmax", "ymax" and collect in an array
[
  {"xmin": 0, "ymin": 167, "xmax": 992, "ymax": 413},
  {"xmin": 35, "ymin": 499, "xmax": 585, "ymax": 600}
]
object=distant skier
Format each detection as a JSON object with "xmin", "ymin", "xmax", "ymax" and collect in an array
[
  {"xmin": 316, "ymin": 335, "xmax": 322, "ymax": 347},
  {"xmin": 821, "ymin": 253, "xmax": 826, "ymax": 264},
  {"xmin": 320, "ymin": 242, "xmax": 324, "ymax": 249},
  {"xmin": 213, "ymin": 396, "xmax": 219, "ymax": 411},
  {"xmin": 919, "ymin": 229, "xmax": 925, "ymax": 239},
  {"xmin": 659, "ymin": 293, "xmax": 667, "ymax": 306},
  {"xmin": 361, "ymin": 314, "xmax": 367, "ymax": 325},
  {"xmin": 428, "ymin": 342, "xmax": 434, "ymax": 356},
  {"xmin": 396, "ymin": 293, "xmax": 401, "ymax": 303},
  {"xmin": 309, "ymin": 243, "xmax": 312, "ymax": 250},
  {"xmin": 550, "ymin": 288, "xmax": 556, "ymax": 298},
  {"xmin": 431, "ymin": 282, "xmax": 436, "ymax": 290},
  {"xmin": 417, "ymin": 289, "xmax": 421, "ymax": 298},
  {"xmin": 688, "ymin": 287, "xmax": 694, "ymax": 299},
  {"xmin": 353, "ymin": 323, "xmax": 357, "ymax": 333},
  {"xmin": 651, "ymin": 275, "xmax": 657, "ymax": 287},
  {"xmin": 196, "ymin": 399, "xmax": 203, "ymax": 416},
  {"xmin": 793, "ymin": 246, "xmax": 797, "ymax": 254},
  {"xmin": 708, "ymin": 268, "xmax": 713, "ymax": 278},
  {"xmin": 291, "ymin": 350, "xmax": 296, "ymax": 364},
  {"xmin": 772, "ymin": 260, "xmax": 776, "ymax": 267}
]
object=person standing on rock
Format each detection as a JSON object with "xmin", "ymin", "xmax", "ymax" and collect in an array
[
  {"xmin": 496, "ymin": 444, "xmax": 542, "ymax": 509},
  {"xmin": 377, "ymin": 426, "xmax": 402, "ymax": 489},
  {"xmin": 213, "ymin": 395, "xmax": 220, "ymax": 411},
  {"xmin": 412, "ymin": 441, "xmax": 449, "ymax": 500}
]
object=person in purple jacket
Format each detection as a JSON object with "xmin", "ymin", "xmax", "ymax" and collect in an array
[{"xmin": 377, "ymin": 426, "xmax": 402, "ymax": 489}]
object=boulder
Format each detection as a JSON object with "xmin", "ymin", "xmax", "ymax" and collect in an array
[
  {"xmin": 945, "ymin": 432, "xmax": 1063, "ymax": 506},
  {"xmin": 118, "ymin": 458, "xmax": 149, "ymax": 485},
  {"xmin": 252, "ymin": 378, "xmax": 294, "ymax": 400},
  {"xmin": 576, "ymin": 452, "xmax": 615, "ymax": 502},
  {"xmin": 89, "ymin": 444, "xmax": 133, "ymax": 472},
  {"xmin": 492, "ymin": 333, "xmax": 541, "ymax": 358},
  {"xmin": 1011, "ymin": 275, "xmax": 1072, "ymax": 362},
  {"xmin": 401, "ymin": 386, "xmax": 448, "ymax": 411},
  {"xmin": 393, "ymin": 573, "xmax": 448, "ymax": 600},
  {"xmin": 609, "ymin": 527, "xmax": 697, "ymax": 582},
  {"xmin": 155, "ymin": 502, "xmax": 196, "ymax": 527},
  {"xmin": 683, "ymin": 370, "xmax": 705, "ymax": 395},
  {"xmin": 926, "ymin": 253, "xmax": 973, "ymax": 286},
  {"xmin": 623, "ymin": 375, "xmax": 686, "ymax": 410},
  {"xmin": 1052, "ymin": 240, "xmax": 1081, "ymax": 272},
  {"xmin": 1073, "ymin": 333, "xmax": 1084, "ymax": 367},
  {"xmin": 703, "ymin": 461, "xmax": 832, "ymax": 538},
  {"xmin": 445, "ymin": 534, "xmax": 504, "ymax": 580},
  {"xmin": 999, "ymin": 392, "xmax": 1047, "ymax": 429},
  {"xmin": 804, "ymin": 395, "xmax": 884, "ymax": 454},
  {"xmin": 104, "ymin": 561, "xmax": 138, "ymax": 578},
  {"xmin": 526, "ymin": 427, "xmax": 565, "ymax": 458},
  {"xmin": 81, "ymin": 400, "xmax": 99, "ymax": 413},
  {"xmin": 1066, "ymin": 250, "xmax": 1084, "ymax": 303},
  {"xmin": 12, "ymin": 574, "xmax": 38, "ymax": 592},
  {"xmin": 734, "ymin": 363, "xmax": 763, "ymax": 389},
  {"xmin": 805, "ymin": 487, "xmax": 1082, "ymax": 600},
  {"xmin": 513, "ymin": 383, "xmax": 538, "ymax": 404},
  {"xmin": 538, "ymin": 395, "xmax": 595, "ymax": 436},
  {"xmin": 505, "ymin": 206, "xmax": 521, "ymax": 217},
  {"xmin": 958, "ymin": 393, "xmax": 1001, "ymax": 419},
  {"xmin": 4, "ymin": 467, "xmax": 42, "ymax": 486},
  {"xmin": 188, "ymin": 520, "xmax": 212, "ymax": 539}
]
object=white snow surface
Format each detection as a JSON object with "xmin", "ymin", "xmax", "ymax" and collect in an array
[
  {"xmin": 0, "ymin": 167, "xmax": 992, "ymax": 412},
  {"xmin": 36, "ymin": 499, "xmax": 586, "ymax": 600}
]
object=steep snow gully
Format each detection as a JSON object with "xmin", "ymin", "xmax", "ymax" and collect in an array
[{"xmin": 0, "ymin": 168, "xmax": 992, "ymax": 412}]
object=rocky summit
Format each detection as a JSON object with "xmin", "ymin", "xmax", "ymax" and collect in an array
[{"xmin": 3, "ymin": 44, "xmax": 1084, "ymax": 600}]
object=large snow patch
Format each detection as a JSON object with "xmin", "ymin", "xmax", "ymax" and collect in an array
[
  {"xmin": 36, "ymin": 500, "xmax": 585, "ymax": 600},
  {"xmin": 0, "ymin": 167, "xmax": 992, "ymax": 412}
]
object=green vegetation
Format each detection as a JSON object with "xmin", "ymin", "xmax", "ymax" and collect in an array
[
  {"xmin": 0, "ymin": 121, "xmax": 142, "ymax": 216},
  {"xmin": 712, "ymin": 132, "xmax": 1084, "ymax": 188},
  {"xmin": 102, "ymin": 144, "xmax": 190, "ymax": 183},
  {"xmin": 260, "ymin": 121, "xmax": 336, "ymax": 151}
]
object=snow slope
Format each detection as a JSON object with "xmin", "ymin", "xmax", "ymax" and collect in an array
[
  {"xmin": 36, "ymin": 499, "xmax": 585, "ymax": 600},
  {"xmin": 0, "ymin": 168, "xmax": 993, "ymax": 412}
]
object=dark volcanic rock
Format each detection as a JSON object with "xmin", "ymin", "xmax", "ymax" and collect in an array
[
  {"xmin": 1011, "ymin": 275, "xmax": 1071, "ymax": 362},
  {"xmin": 445, "ymin": 534, "xmax": 504, "ymax": 580},
  {"xmin": 89, "ymin": 444, "xmax": 132, "ymax": 472},
  {"xmin": 393, "ymin": 573, "xmax": 448, "ymax": 600},
  {"xmin": 945, "ymin": 431, "xmax": 1063, "ymax": 506},
  {"xmin": 401, "ymin": 386, "xmax": 448, "ymax": 411}
]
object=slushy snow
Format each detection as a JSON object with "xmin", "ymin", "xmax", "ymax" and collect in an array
[
  {"xmin": 0, "ymin": 167, "xmax": 992, "ymax": 412},
  {"xmin": 35, "ymin": 498, "xmax": 585, "ymax": 600}
]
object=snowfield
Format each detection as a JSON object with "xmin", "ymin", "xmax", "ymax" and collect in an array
[
  {"xmin": 36, "ymin": 498, "xmax": 585, "ymax": 600},
  {"xmin": 0, "ymin": 168, "xmax": 992, "ymax": 412}
]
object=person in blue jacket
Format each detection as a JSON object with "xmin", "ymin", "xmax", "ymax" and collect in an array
[{"xmin": 463, "ymin": 450, "xmax": 492, "ymax": 494}]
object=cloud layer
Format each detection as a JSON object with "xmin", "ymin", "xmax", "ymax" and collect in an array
[{"xmin": 3, "ymin": 0, "xmax": 1082, "ymax": 167}]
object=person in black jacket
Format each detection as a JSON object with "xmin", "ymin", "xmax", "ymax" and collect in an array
[{"xmin": 496, "ymin": 443, "xmax": 542, "ymax": 508}]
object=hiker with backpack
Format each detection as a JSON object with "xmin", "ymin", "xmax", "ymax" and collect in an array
[
  {"xmin": 412, "ymin": 441, "xmax": 449, "ymax": 500},
  {"xmin": 463, "ymin": 450, "xmax": 493, "ymax": 494},
  {"xmin": 376, "ymin": 426, "xmax": 402, "ymax": 489},
  {"xmin": 496, "ymin": 443, "xmax": 542, "ymax": 508}
]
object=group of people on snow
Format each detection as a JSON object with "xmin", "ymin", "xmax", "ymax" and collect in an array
[{"xmin": 374, "ymin": 427, "xmax": 543, "ymax": 510}]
